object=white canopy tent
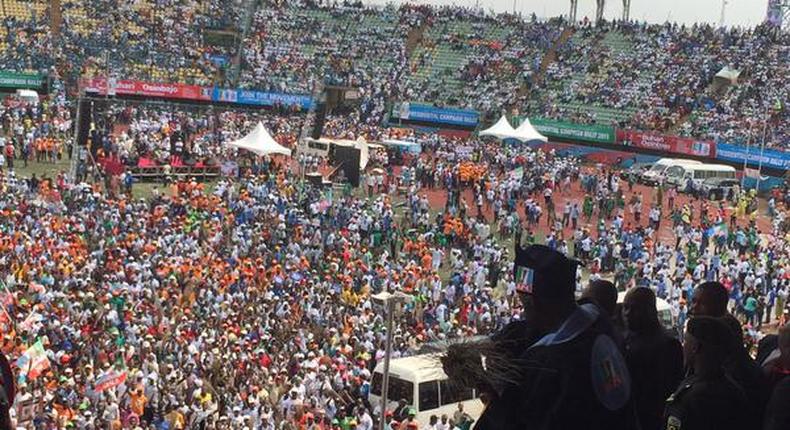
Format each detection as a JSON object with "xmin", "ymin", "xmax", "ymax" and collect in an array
[
  {"xmin": 512, "ymin": 118, "xmax": 548, "ymax": 143},
  {"xmin": 229, "ymin": 122, "xmax": 292, "ymax": 157},
  {"xmin": 479, "ymin": 115, "xmax": 516, "ymax": 140}
]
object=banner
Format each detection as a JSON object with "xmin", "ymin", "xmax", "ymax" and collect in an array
[
  {"xmin": 217, "ymin": 88, "xmax": 314, "ymax": 109},
  {"xmin": 395, "ymin": 103, "xmax": 479, "ymax": 127},
  {"xmin": 16, "ymin": 339, "xmax": 50, "ymax": 382},
  {"xmin": 82, "ymin": 78, "xmax": 212, "ymax": 101},
  {"xmin": 81, "ymin": 78, "xmax": 313, "ymax": 109},
  {"xmin": 530, "ymin": 118, "xmax": 615, "ymax": 144},
  {"xmin": 616, "ymin": 130, "xmax": 716, "ymax": 158},
  {"xmin": 0, "ymin": 71, "xmax": 45, "ymax": 90},
  {"xmin": 715, "ymin": 142, "xmax": 790, "ymax": 171},
  {"xmin": 94, "ymin": 370, "xmax": 128, "ymax": 393}
]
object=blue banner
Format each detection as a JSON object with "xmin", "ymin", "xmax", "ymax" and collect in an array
[
  {"xmin": 207, "ymin": 54, "xmax": 229, "ymax": 67},
  {"xmin": 716, "ymin": 141, "xmax": 790, "ymax": 171},
  {"xmin": 396, "ymin": 103, "xmax": 479, "ymax": 127},
  {"xmin": 211, "ymin": 88, "xmax": 314, "ymax": 109}
]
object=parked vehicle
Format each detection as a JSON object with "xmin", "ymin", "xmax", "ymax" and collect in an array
[
  {"xmin": 701, "ymin": 177, "xmax": 740, "ymax": 200},
  {"xmin": 641, "ymin": 158, "xmax": 701, "ymax": 185},
  {"xmin": 666, "ymin": 164, "xmax": 736, "ymax": 191},
  {"xmin": 621, "ymin": 162, "xmax": 653, "ymax": 183},
  {"xmin": 369, "ymin": 354, "xmax": 484, "ymax": 426}
]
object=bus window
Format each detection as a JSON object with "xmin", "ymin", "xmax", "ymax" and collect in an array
[
  {"xmin": 419, "ymin": 381, "xmax": 439, "ymax": 411},
  {"xmin": 440, "ymin": 380, "xmax": 473, "ymax": 406},
  {"xmin": 371, "ymin": 373, "xmax": 414, "ymax": 404}
]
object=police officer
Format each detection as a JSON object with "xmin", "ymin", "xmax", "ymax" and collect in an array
[
  {"xmin": 690, "ymin": 281, "xmax": 767, "ymax": 426},
  {"xmin": 763, "ymin": 323, "xmax": 790, "ymax": 430},
  {"xmin": 623, "ymin": 287, "xmax": 684, "ymax": 430},
  {"xmin": 470, "ymin": 244, "xmax": 637, "ymax": 430},
  {"xmin": 0, "ymin": 351, "xmax": 13, "ymax": 430},
  {"xmin": 663, "ymin": 316, "xmax": 747, "ymax": 430}
]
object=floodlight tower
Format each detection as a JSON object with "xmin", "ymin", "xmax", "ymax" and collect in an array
[
  {"xmin": 779, "ymin": 0, "xmax": 790, "ymax": 31},
  {"xmin": 622, "ymin": 0, "xmax": 631, "ymax": 21},
  {"xmin": 570, "ymin": 0, "xmax": 578, "ymax": 22},
  {"xmin": 596, "ymin": 0, "xmax": 605, "ymax": 23}
]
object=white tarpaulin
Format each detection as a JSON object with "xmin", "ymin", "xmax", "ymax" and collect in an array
[
  {"xmin": 714, "ymin": 66, "xmax": 741, "ymax": 84},
  {"xmin": 479, "ymin": 115, "xmax": 516, "ymax": 140},
  {"xmin": 229, "ymin": 122, "xmax": 292, "ymax": 157},
  {"xmin": 512, "ymin": 118, "xmax": 548, "ymax": 142},
  {"xmin": 356, "ymin": 137, "xmax": 370, "ymax": 170}
]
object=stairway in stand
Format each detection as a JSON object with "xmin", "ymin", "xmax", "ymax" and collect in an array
[{"xmin": 515, "ymin": 25, "xmax": 575, "ymax": 102}]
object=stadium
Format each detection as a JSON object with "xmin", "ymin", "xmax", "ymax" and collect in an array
[{"xmin": 0, "ymin": 0, "xmax": 788, "ymax": 429}]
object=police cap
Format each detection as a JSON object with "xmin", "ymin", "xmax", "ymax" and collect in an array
[{"xmin": 514, "ymin": 244, "xmax": 581, "ymax": 299}]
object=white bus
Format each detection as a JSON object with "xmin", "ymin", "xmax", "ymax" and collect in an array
[
  {"xmin": 640, "ymin": 158, "xmax": 701, "ymax": 185},
  {"xmin": 665, "ymin": 163, "xmax": 736, "ymax": 190},
  {"xmin": 369, "ymin": 354, "xmax": 484, "ymax": 426},
  {"xmin": 616, "ymin": 291, "xmax": 675, "ymax": 331}
]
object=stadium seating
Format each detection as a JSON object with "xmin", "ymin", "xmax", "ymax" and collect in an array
[{"xmin": 0, "ymin": 1, "xmax": 785, "ymax": 149}]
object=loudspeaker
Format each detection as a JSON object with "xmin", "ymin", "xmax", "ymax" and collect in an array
[
  {"xmin": 311, "ymin": 102, "xmax": 327, "ymax": 139},
  {"xmin": 333, "ymin": 145, "xmax": 361, "ymax": 188},
  {"xmin": 76, "ymin": 98, "xmax": 92, "ymax": 147}
]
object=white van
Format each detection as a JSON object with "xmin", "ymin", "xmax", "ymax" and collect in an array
[
  {"xmin": 665, "ymin": 163, "xmax": 736, "ymax": 190},
  {"xmin": 616, "ymin": 291, "xmax": 674, "ymax": 331},
  {"xmin": 369, "ymin": 354, "xmax": 484, "ymax": 426},
  {"xmin": 641, "ymin": 158, "xmax": 701, "ymax": 185}
]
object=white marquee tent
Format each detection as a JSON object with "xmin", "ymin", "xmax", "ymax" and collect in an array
[
  {"xmin": 512, "ymin": 118, "xmax": 548, "ymax": 143},
  {"xmin": 479, "ymin": 115, "xmax": 516, "ymax": 140},
  {"xmin": 229, "ymin": 122, "xmax": 292, "ymax": 157}
]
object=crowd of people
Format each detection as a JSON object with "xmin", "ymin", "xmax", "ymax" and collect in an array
[
  {"xmin": 0, "ymin": 1, "xmax": 787, "ymax": 151},
  {"xmin": 0, "ymin": 104, "xmax": 787, "ymax": 427},
  {"xmin": 0, "ymin": 1, "xmax": 788, "ymax": 430}
]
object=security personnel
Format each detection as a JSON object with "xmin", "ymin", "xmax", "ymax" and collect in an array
[
  {"xmin": 623, "ymin": 287, "xmax": 684, "ymax": 430},
  {"xmin": 472, "ymin": 244, "xmax": 638, "ymax": 430},
  {"xmin": 0, "ymin": 351, "xmax": 13, "ymax": 430},
  {"xmin": 662, "ymin": 316, "xmax": 747, "ymax": 430},
  {"xmin": 690, "ymin": 282, "xmax": 767, "ymax": 424}
]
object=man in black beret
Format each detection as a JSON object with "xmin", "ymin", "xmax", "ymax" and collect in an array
[
  {"xmin": 662, "ymin": 316, "xmax": 748, "ymax": 430},
  {"xmin": 469, "ymin": 244, "xmax": 638, "ymax": 430}
]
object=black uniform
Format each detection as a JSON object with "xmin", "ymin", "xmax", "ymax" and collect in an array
[
  {"xmin": 763, "ymin": 374, "xmax": 790, "ymax": 430},
  {"xmin": 625, "ymin": 328, "xmax": 684, "ymax": 430},
  {"xmin": 662, "ymin": 373, "xmax": 748, "ymax": 430},
  {"xmin": 475, "ymin": 303, "xmax": 638, "ymax": 430}
]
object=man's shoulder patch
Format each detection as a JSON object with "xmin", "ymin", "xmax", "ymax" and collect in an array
[{"xmin": 590, "ymin": 334, "xmax": 631, "ymax": 411}]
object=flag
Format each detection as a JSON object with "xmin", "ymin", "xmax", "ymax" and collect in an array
[
  {"xmin": 744, "ymin": 167, "xmax": 760, "ymax": 178},
  {"xmin": 515, "ymin": 266, "xmax": 534, "ymax": 294},
  {"xmin": 94, "ymin": 370, "xmax": 127, "ymax": 393},
  {"xmin": 706, "ymin": 222, "xmax": 728, "ymax": 237},
  {"xmin": 15, "ymin": 339, "xmax": 50, "ymax": 382},
  {"xmin": 18, "ymin": 312, "xmax": 44, "ymax": 333}
]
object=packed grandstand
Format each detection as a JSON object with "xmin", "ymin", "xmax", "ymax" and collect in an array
[{"xmin": 0, "ymin": 0, "xmax": 789, "ymax": 429}]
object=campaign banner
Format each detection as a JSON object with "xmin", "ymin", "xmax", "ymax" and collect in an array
[
  {"xmin": 82, "ymin": 78, "xmax": 212, "ymax": 101},
  {"xmin": 215, "ymin": 88, "xmax": 314, "ymax": 109},
  {"xmin": 530, "ymin": 118, "xmax": 615, "ymax": 144},
  {"xmin": 16, "ymin": 339, "xmax": 50, "ymax": 382},
  {"xmin": 715, "ymin": 141, "xmax": 790, "ymax": 171},
  {"xmin": 94, "ymin": 370, "xmax": 128, "ymax": 393},
  {"xmin": 616, "ymin": 130, "xmax": 716, "ymax": 158},
  {"xmin": 396, "ymin": 102, "xmax": 479, "ymax": 127},
  {"xmin": 0, "ymin": 71, "xmax": 45, "ymax": 90}
]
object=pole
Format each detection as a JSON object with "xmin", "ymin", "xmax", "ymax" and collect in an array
[
  {"xmin": 719, "ymin": 0, "xmax": 727, "ymax": 27},
  {"xmin": 755, "ymin": 120, "xmax": 768, "ymax": 193},
  {"xmin": 740, "ymin": 122, "xmax": 753, "ymax": 190},
  {"xmin": 378, "ymin": 298, "xmax": 395, "ymax": 430}
]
